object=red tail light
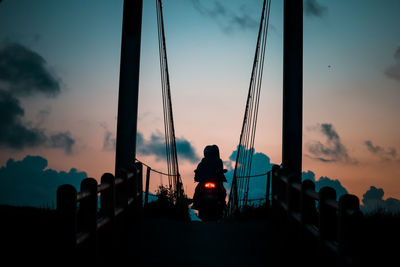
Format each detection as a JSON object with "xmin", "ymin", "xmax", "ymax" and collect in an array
[{"xmin": 204, "ymin": 182, "xmax": 216, "ymax": 188}]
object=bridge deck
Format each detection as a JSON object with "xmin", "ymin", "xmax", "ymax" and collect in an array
[{"xmin": 134, "ymin": 219, "xmax": 283, "ymax": 267}]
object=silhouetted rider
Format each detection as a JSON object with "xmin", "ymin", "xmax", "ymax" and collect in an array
[
  {"xmin": 192, "ymin": 145, "xmax": 227, "ymax": 209},
  {"xmin": 194, "ymin": 145, "xmax": 227, "ymax": 183}
]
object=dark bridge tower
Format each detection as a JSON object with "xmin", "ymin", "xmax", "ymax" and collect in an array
[
  {"xmin": 115, "ymin": 0, "xmax": 143, "ymax": 175},
  {"xmin": 282, "ymin": 0, "xmax": 303, "ymax": 180}
]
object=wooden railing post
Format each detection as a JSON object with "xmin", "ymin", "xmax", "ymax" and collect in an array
[
  {"xmin": 57, "ymin": 184, "xmax": 77, "ymax": 260},
  {"xmin": 338, "ymin": 194, "xmax": 362, "ymax": 266},
  {"xmin": 301, "ymin": 179, "xmax": 316, "ymax": 226},
  {"xmin": 100, "ymin": 173, "xmax": 116, "ymax": 222},
  {"xmin": 145, "ymin": 166, "xmax": 151, "ymax": 206},
  {"xmin": 116, "ymin": 169, "xmax": 129, "ymax": 209},
  {"xmin": 100, "ymin": 173, "xmax": 116, "ymax": 260},
  {"xmin": 266, "ymin": 171, "xmax": 271, "ymax": 207},
  {"xmin": 271, "ymin": 164, "xmax": 280, "ymax": 208},
  {"xmin": 135, "ymin": 162, "xmax": 143, "ymax": 209},
  {"xmin": 278, "ymin": 170, "xmax": 286, "ymax": 204},
  {"xmin": 287, "ymin": 175, "xmax": 300, "ymax": 215},
  {"xmin": 79, "ymin": 178, "xmax": 98, "ymax": 261},
  {"xmin": 319, "ymin": 187, "xmax": 337, "ymax": 243},
  {"xmin": 116, "ymin": 168, "xmax": 129, "ymax": 252}
]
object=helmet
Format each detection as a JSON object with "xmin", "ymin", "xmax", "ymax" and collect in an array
[{"xmin": 203, "ymin": 144, "xmax": 220, "ymax": 158}]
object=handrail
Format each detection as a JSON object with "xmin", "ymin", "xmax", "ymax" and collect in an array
[
  {"xmin": 236, "ymin": 172, "xmax": 269, "ymax": 178},
  {"xmin": 305, "ymin": 188, "xmax": 320, "ymax": 201},
  {"xmin": 97, "ymin": 183, "xmax": 110, "ymax": 193},
  {"xmin": 115, "ymin": 177, "xmax": 124, "ymax": 185},
  {"xmin": 57, "ymin": 162, "xmax": 145, "ymax": 263},
  {"xmin": 268, "ymin": 164, "xmax": 362, "ymax": 266},
  {"xmin": 77, "ymin": 191, "xmax": 91, "ymax": 202},
  {"xmin": 74, "ymin": 170, "xmax": 138, "ymax": 202},
  {"xmin": 136, "ymin": 158, "xmax": 178, "ymax": 177},
  {"xmin": 325, "ymin": 199, "xmax": 339, "ymax": 209},
  {"xmin": 291, "ymin": 182, "xmax": 302, "ymax": 192}
]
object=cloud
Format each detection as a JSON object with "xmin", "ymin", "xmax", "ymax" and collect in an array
[
  {"xmin": 100, "ymin": 125, "xmax": 199, "ymax": 163},
  {"xmin": 225, "ymin": 148, "xmax": 346, "ymax": 203},
  {"xmin": 225, "ymin": 146, "xmax": 274, "ymax": 201},
  {"xmin": 307, "ymin": 123, "xmax": 357, "ymax": 164},
  {"xmin": 0, "ymin": 90, "xmax": 75, "ymax": 154},
  {"xmin": 48, "ymin": 132, "xmax": 75, "ymax": 155},
  {"xmin": 362, "ymin": 186, "xmax": 400, "ymax": 214},
  {"xmin": 191, "ymin": 0, "xmax": 226, "ymax": 18},
  {"xmin": 137, "ymin": 132, "xmax": 200, "ymax": 163},
  {"xmin": 0, "ymin": 90, "xmax": 47, "ymax": 149},
  {"xmin": 0, "ymin": 42, "xmax": 61, "ymax": 97},
  {"xmin": 174, "ymin": 137, "xmax": 200, "ymax": 163},
  {"xmin": 35, "ymin": 107, "xmax": 51, "ymax": 126},
  {"xmin": 0, "ymin": 155, "xmax": 86, "ymax": 207},
  {"xmin": 0, "ymin": 42, "xmax": 74, "ymax": 154},
  {"xmin": 100, "ymin": 122, "xmax": 116, "ymax": 151},
  {"xmin": 224, "ymin": 148, "xmax": 399, "ymax": 214},
  {"xmin": 364, "ymin": 140, "xmax": 397, "ymax": 162},
  {"xmin": 302, "ymin": 170, "xmax": 348, "ymax": 200},
  {"xmin": 384, "ymin": 46, "xmax": 400, "ymax": 82},
  {"xmin": 191, "ymin": 0, "xmax": 258, "ymax": 33},
  {"xmin": 225, "ymin": 148, "xmax": 400, "ymax": 213},
  {"xmin": 304, "ymin": 0, "xmax": 327, "ymax": 18}
]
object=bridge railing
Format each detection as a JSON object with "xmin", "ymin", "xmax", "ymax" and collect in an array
[
  {"xmin": 56, "ymin": 162, "xmax": 144, "ymax": 263},
  {"xmin": 268, "ymin": 164, "xmax": 362, "ymax": 266}
]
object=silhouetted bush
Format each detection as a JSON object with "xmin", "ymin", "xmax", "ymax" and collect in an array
[{"xmin": 143, "ymin": 185, "xmax": 190, "ymax": 220}]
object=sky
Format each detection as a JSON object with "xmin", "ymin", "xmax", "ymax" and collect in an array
[{"xmin": 0, "ymin": 0, "xmax": 399, "ymax": 211}]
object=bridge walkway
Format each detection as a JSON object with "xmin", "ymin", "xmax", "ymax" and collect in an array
[{"xmin": 133, "ymin": 218, "xmax": 288, "ymax": 267}]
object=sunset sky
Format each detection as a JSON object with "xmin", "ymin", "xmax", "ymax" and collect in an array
[{"xmin": 0, "ymin": 0, "xmax": 399, "ymax": 208}]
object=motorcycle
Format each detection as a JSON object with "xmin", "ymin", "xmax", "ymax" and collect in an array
[{"xmin": 193, "ymin": 173, "xmax": 227, "ymax": 221}]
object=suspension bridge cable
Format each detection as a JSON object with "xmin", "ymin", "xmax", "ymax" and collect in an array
[
  {"xmin": 228, "ymin": 0, "xmax": 272, "ymax": 214},
  {"xmin": 244, "ymin": 1, "xmax": 271, "ymax": 205},
  {"xmin": 236, "ymin": 172, "xmax": 268, "ymax": 178},
  {"xmin": 135, "ymin": 159, "xmax": 179, "ymax": 177},
  {"xmin": 156, "ymin": 0, "xmax": 183, "ymax": 200}
]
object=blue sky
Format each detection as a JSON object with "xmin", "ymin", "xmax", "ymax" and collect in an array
[{"xmin": 0, "ymin": 0, "xmax": 399, "ymax": 207}]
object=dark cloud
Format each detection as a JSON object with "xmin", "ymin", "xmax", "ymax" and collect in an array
[
  {"xmin": 384, "ymin": 46, "xmax": 400, "ymax": 82},
  {"xmin": 364, "ymin": 140, "xmax": 397, "ymax": 162},
  {"xmin": 362, "ymin": 186, "xmax": 400, "ymax": 214},
  {"xmin": 307, "ymin": 123, "xmax": 357, "ymax": 164},
  {"xmin": 225, "ymin": 146, "xmax": 274, "ymax": 201},
  {"xmin": 174, "ymin": 138, "xmax": 200, "ymax": 162},
  {"xmin": 191, "ymin": 0, "xmax": 258, "ymax": 33},
  {"xmin": 36, "ymin": 107, "xmax": 51, "ymax": 125},
  {"xmin": 101, "ymin": 126, "xmax": 199, "ymax": 163},
  {"xmin": 0, "ymin": 90, "xmax": 47, "ymax": 149},
  {"xmin": 304, "ymin": 0, "xmax": 327, "ymax": 18},
  {"xmin": 225, "ymin": 148, "xmax": 400, "ymax": 214},
  {"xmin": 225, "ymin": 147, "xmax": 347, "ymax": 202},
  {"xmin": 363, "ymin": 186, "xmax": 384, "ymax": 202},
  {"xmin": 302, "ymin": 170, "xmax": 316, "ymax": 182},
  {"xmin": 0, "ymin": 43, "xmax": 60, "ymax": 97},
  {"xmin": 0, "ymin": 155, "xmax": 86, "ymax": 207},
  {"xmin": 192, "ymin": 0, "xmax": 226, "ymax": 18},
  {"xmin": 0, "ymin": 90, "xmax": 75, "ymax": 154},
  {"xmin": 48, "ymin": 132, "xmax": 75, "ymax": 155},
  {"xmin": 100, "ymin": 122, "xmax": 116, "ymax": 151},
  {"xmin": 302, "ymin": 170, "xmax": 348, "ymax": 200},
  {"xmin": 137, "ymin": 132, "xmax": 200, "ymax": 163},
  {"xmin": 0, "ymin": 42, "xmax": 74, "ymax": 154}
]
